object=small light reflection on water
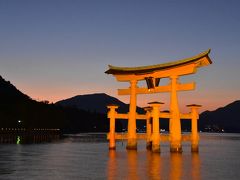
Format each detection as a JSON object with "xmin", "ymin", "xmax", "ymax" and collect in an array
[
  {"xmin": 16, "ymin": 136, "xmax": 21, "ymax": 144},
  {"xmin": 0, "ymin": 134, "xmax": 61, "ymax": 144}
]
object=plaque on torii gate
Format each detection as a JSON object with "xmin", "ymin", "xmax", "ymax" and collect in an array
[{"xmin": 105, "ymin": 49, "xmax": 212, "ymax": 153}]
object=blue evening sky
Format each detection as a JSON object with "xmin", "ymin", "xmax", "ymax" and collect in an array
[{"xmin": 0, "ymin": 0, "xmax": 239, "ymax": 112}]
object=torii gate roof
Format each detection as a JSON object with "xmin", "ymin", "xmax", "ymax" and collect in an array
[{"xmin": 105, "ymin": 49, "xmax": 212, "ymax": 75}]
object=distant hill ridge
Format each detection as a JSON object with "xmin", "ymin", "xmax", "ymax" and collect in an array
[
  {"xmin": 56, "ymin": 93, "xmax": 144, "ymax": 114},
  {"xmin": 57, "ymin": 93, "xmax": 240, "ymax": 132},
  {"xmin": 199, "ymin": 100, "xmax": 240, "ymax": 132},
  {"xmin": 0, "ymin": 76, "xmax": 30, "ymax": 101}
]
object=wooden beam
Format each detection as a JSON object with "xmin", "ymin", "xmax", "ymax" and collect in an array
[
  {"xmin": 118, "ymin": 85, "xmax": 170, "ymax": 95},
  {"xmin": 115, "ymin": 113, "xmax": 129, "ymax": 119},
  {"xmin": 136, "ymin": 114, "xmax": 147, "ymax": 120},
  {"xmin": 160, "ymin": 134, "xmax": 169, "ymax": 141},
  {"xmin": 180, "ymin": 113, "xmax": 192, "ymax": 119},
  {"xmin": 159, "ymin": 112, "xmax": 171, "ymax": 118},
  {"xmin": 118, "ymin": 82, "xmax": 195, "ymax": 95},
  {"xmin": 114, "ymin": 63, "xmax": 197, "ymax": 82},
  {"xmin": 107, "ymin": 133, "xmax": 192, "ymax": 142},
  {"xmin": 107, "ymin": 133, "xmax": 147, "ymax": 140},
  {"xmin": 107, "ymin": 113, "xmax": 147, "ymax": 120},
  {"xmin": 111, "ymin": 112, "xmax": 193, "ymax": 120},
  {"xmin": 177, "ymin": 82, "xmax": 195, "ymax": 91}
]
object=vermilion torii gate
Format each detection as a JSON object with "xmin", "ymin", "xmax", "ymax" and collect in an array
[{"xmin": 105, "ymin": 49, "xmax": 212, "ymax": 153}]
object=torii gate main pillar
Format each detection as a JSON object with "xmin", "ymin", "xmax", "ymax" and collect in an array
[
  {"xmin": 126, "ymin": 80, "xmax": 137, "ymax": 150},
  {"xmin": 169, "ymin": 75, "xmax": 182, "ymax": 153}
]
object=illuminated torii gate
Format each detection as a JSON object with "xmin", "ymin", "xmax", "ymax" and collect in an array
[{"xmin": 105, "ymin": 49, "xmax": 212, "ymax": 153}]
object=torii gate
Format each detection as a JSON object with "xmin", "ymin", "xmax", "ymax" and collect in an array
[{"xmin": 105, "ymin": 49, "xmax": 212, "ymax": 153}]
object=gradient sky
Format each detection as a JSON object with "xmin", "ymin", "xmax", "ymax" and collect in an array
[{"xmin": 0, "ymin": 0, "xmax": 240, "ymax": 112}]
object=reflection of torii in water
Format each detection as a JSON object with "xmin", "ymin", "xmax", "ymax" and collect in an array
[{"xmin": 105, "ymin": 49, "xmax": 212, "ymax": 153}]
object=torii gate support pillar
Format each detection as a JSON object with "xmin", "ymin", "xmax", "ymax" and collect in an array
[
  {"xmin": 144, "ymin": 107, "xmax": 152, "ymax": 150},
  {"xmin": 149, "ymin": 102, "xmax": 163, "ymax": 153},
  {"xmin": 187, "ymin": 104, "xmax": 201, "ymax": 153},
  {"xmin": 107, "ymin": 105, "xmax": 119, "ymax": 150}
]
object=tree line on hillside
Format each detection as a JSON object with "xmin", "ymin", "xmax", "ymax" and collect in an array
[{"xmin": 0, "ymin": 76, "xmax": 113, "ymax": 133}]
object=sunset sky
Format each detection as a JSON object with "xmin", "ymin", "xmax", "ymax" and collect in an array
[{"xmin": 0, "ymin": 0, "xmax": 239, "ymax": 112}]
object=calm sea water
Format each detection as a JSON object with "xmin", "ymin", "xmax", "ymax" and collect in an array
[{"xmin": 0, "ymin": 133, "xmax": 240, "ymax": 180}]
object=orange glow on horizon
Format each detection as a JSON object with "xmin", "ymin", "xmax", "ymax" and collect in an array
[
  {"xmin": 19, "ymin": 87, "xmax": 229, "ymax": 113},
  {"xmin": 15, "ymin": 79, "xmax": 234, "ymax": 113}
]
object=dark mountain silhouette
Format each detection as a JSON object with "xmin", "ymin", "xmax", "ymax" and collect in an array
[
  {"xmin": 0, "ymin": 76, "xmax": 109, "ymax": 133},
  {"xmin": 56, "ymin": 93, "xmax": 145, "ymax": 130},
  {"xmin": 55, "ymin": 93, "xmax": 144, "ymax": 114},
  {"xmin": 56, "ymin": 93, "xmax": 240, "ymax": 133},
  {"xmin": 0, "ymin": 76, "xmax": 31, "ymax": 100},
  {"xmin": 199, "ymin": 100, "xmax": 240, "ymax": 132},
  {"xmin": 56, "ymin": 94, "xmax": 173, "ymax": 131}
]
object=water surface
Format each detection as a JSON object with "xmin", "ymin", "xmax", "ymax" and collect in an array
[{"xmin": 0, "ymin": 133, "xmax": 240, "ymax": 179}]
